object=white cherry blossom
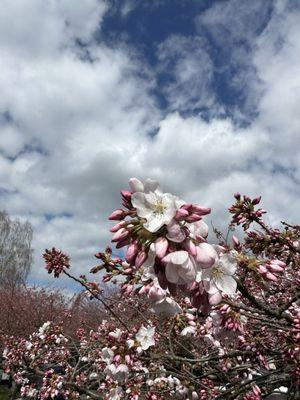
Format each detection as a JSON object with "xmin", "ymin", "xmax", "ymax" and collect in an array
[
  {"xmin": 104, "ymin": 363, "xmax": 129, "ymax": 383},
  {"xmin": 163, "ymin": 250, "xmax": 196, "ymax": 284},
  {"xmin": 107, "ymin": 387, "xmax": 123, "ymax": 400},
  {"xmin": 132, "ymin": 188, "xmax": 179, "ymax": 232},
  {"xmin": 101, "ymin": 347, "xmax": 114, "ymax": 364},
  {"xmin": 150, "ymin": 296, "xmax": 182, "ymax": 316},
  {"xmin": 181, "ymin": 326, "xmax": 196, "ymax": 336},
  {"xmin": 202, "ymin": 253, "xmax": 237, "ymax": 295},
  {"xmin": 135, "ymin": 325, "xmax": 155, "ymax": 350}
]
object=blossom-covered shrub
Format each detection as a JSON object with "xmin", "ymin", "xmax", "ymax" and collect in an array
[
  {"xmin": 2, "ymin": 178, "xmax": 299, "ymax": 399},
  {"xmin": 0, "ymin": 285, "xmax": 108, "ymax": 352}
]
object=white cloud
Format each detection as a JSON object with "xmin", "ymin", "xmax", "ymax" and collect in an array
[
  {"xmin": 253, "ymin": 1, "xmax": 300, "ymax": 168},
  {"xmin": 197, "ymin": 0, "xmax": 271, "ymax": 44},
  {"xmin": 157, "ymin": 36, "xmax": 218, "ymax": 114},
  {"xmin": 196, "ymin": 0, "xmax": 272, "ymax": 121},
  {"xmin": 0, "ymin": 0, "xmax": 107, "ymax": 58},
  {"xmin": 0, "ymin": 0, "xmax": 299, "ymax": 288}
]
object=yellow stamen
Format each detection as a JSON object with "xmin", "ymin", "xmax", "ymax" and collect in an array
[
  {"xmin": 211, "ymin": 266, "xmax": 224, "ymax": 280},
  {"xmin": 153, "ymin": 200, "xmax": 166, "ymax": 215}
]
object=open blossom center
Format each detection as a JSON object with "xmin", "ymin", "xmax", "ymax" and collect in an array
[
  {"xmin": 211, "ymin": 266, "xmax": 224, "ymax": 280},
  {"xmin": 153, "ymin": 200, "xmax": 166, "ymax": 216}
]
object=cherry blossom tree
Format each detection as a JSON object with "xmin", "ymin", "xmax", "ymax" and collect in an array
[{"xmin": 2, "ymin": 178, "xmax": 299, "ymax": 399}]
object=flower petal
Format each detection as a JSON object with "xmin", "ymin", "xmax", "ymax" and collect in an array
[
  {"xmin": 190, "ymin": 220, "xmax": 209, "ymax": 239},
  {"xmin": 178, "ymin": 260, "xmax": 196, "ymax": 282},
  {"xmin": 131, "ymin": 192, "xmax": 152, "ymax": 218},
  {"xmin": 166, "ymin": 220, "xmax": 186, "ymax": 243},
  {"xmin": 144, "ymin": 179, "xmax": 160, "ymax": 193},
  {"xmin": 129, "ymin": 178, "xmax": 144, "ymax": 193},
  {"xmin": 209, "ymin": 291, "xmax": 222, "ymax": 305},
  {"xmin": 144, "ymin": 192, "xmax": 157, "ymax": 206},
  {"xmin": 216, "ymin": 275, "xmax": 237, "ymax": 294},
  {"xmin": 165, "ymin": 263, "xmax": 179, "ymax": 283},
  {"xmin": 219, "ymin": 253, "xmax": 237, "ymax": 275},
  {"xmin": 151, "ymin": 297, "xmax": 182, "ymax": 316},
  {"xmin": 203, "ymin": 279, "xmax": 219, "ymax": 294},
  {"xmin": 144, "ymin": 216, "xmax": 165, "ymax": 233},
  {"xmin": 196, "ymin": 243, "xmax": 218, "ymax": 269},
  {"xmin": 170, "ymin": 250, "xmax": 189, "ymax": 265}
]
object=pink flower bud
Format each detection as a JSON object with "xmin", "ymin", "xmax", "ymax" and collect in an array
[
  {"xmin": 139, "ymin": 285, "xmax": 149, "ymax": 295},
  {"xmin": 155, "ymin": 237, "xmax": 168, "ymax": 258},
  {"xmin": 121, "ymin": 190, "xmax": 132, "ymax": 200},
  {"xmin": 125, "ymin": 284, "xmax": 134, "ymax": 294},
  {"xmin": 125, "ymin": 242, "xmax": 139, "ymax": 263},
  {"xmin": 125, "ymin": 354, "xmax": 132, "ymax": 365},
  {"xmin": 196, "ymin": 243, "xmax": 218, "ymax": 269},
  {"xmin": 268, "ymin": 263, "xmax": 284, "ymax": 273},
  {"xmin": 258, "ymin": 265, "xmax": 267, "ymax": 274},
  {"xmin": 270, "ymin": 259, "xmax": 286, "ymax": 268},
  {"xmin": 192, "ymin": 205, "xmax": 211, "ymax": 216},
  {"xmin": 253, "ymin": 385, "xmax": 261, "ymax": 396},
  {"xmin": 116, "ymin": 237, "xmax": 130, "ymax": 249},
  {"xmin": 114, "ymin": 354, "xmax": 121, "ymax": 363},
  {"xmin": 186, "ymin": 313, "xmax": 195, "ymax": 321},
  {"xmin": 186, "ymin": 213, "xmax": 202, "ymax": 223},
  {"xmin": 112, "ymin": 228, "xmax": 129, "ymax": 242},
  {"xmin": 195, "ymin": 234, "xmax": 207, "ymax": 243},
  {"xmin": 108, "ymin": 209, "xmax": 126, "ymax": 221},
  {"xmin": 252, "ymin": 196, "xmax": 262, "ymax": 205},
  {"xmin": 232, "ymin": 235, "xmax": 240, "ymax": 247},
  {"xmin": 102, "ymin": 275, "xmax": 111, "ymax": 282},
  {"xmin": 175, "ymin": 208, "xmax": 189, "ymax": 220},
  {"xmin": 167, "ymin": 220, "xmax": 186, "ymax": 243},
  {"xmin": 265, "ymin": 272, "xmax": 278, "ymax": 282},
  {"xmin": 183, "ymin": 239, "xmax": 197, "ymax": 256},
  {"xmin": 135, "ymin": 250, "xmax": 147, "ymax": 268},
  {"xmin": 110, "ymin": 221, "xmax": 125, "ymax": 232},
  {"xmin": 124, "ymin": 267, "xmax": 133, "ymax": 274},
  {"xmin": 181, "ymin": 203, "xmax": 192, "ymax": 211}
]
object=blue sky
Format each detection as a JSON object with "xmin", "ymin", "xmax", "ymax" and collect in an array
[
  {"xmin": 100, "ymin": 0, "xmax": 273, "ymax": 121},
  {"xmin": 0, "ymin": 0, "xmax": 299, "ymax": 289}
]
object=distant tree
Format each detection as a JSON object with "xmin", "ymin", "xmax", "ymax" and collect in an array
[{"xmin": 0, "ymin": 211, "xmax": 33, "ymax": 288}]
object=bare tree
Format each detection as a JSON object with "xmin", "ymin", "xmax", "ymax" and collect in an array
[{"xmin": 0, "ymin": 211, "xmax": 33, "ymax": 288}]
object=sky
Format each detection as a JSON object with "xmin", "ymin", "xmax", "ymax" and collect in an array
[{"xmin": 0, "ymin": 0, "xmax": 300, "ymax": 289}]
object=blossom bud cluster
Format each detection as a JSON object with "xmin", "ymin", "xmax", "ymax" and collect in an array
[
  {"xmin": 219, "ymin": 304, "xmax": 246, "ymax": 333},
  {"xmin": 257, "ymin": 259, "xmax": 286, "ymax": 282},
  {"xmin": 43, "ymin": 247, "xmax": 70, "ymax": 278},
  {"xmin": 229, "ymin": 194, "xmax": 266, "ymax": 230}
]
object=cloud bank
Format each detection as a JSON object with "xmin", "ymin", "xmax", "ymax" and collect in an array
[{"xmin": 0, "ymin": 0, "xmax": 299, "ymax": 286}]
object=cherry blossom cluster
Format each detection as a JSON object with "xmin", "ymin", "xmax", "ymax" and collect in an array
[{"xmin": 100, "ymin": 178, "xmax": 238, "ymax": 316}]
